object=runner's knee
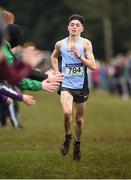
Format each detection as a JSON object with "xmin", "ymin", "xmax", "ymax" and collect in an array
[{"xmin": 64, "ymin": 111, "xmax": 72, "ymax": 120}]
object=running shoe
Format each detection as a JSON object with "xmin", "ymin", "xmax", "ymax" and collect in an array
[
  {"xmin": 61, "ymin": 134, "xmax": 72, "ymax": 155},
  {"xmin": 73, "ymin": 140, "xmax": 81, "ymax": 160}
]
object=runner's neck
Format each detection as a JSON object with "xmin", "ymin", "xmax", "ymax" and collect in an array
[{"xmin": 68, "ymin": 35, "xmax": 81, "ymax": 44}]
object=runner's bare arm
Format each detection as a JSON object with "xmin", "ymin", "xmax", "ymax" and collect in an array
[
  {"xmin": 51, "ymin": 41, "xmax": 61, "ymax": 72},
  {"xmin": 83, "ymin": 40, "xmax": 96, "ymax": 70}
]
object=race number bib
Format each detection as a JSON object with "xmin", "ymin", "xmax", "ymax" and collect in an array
[{"xmin": 65, "ymin": 64, "xmax": 84, "ymax": 77}]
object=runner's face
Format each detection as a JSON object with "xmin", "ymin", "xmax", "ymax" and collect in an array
[{"xmin": 68, "ymin": 20, "xmax": 84, "ymax": 36}]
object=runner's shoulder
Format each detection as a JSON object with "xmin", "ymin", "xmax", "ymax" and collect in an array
[
  {"xmin": 82, "ymin": 38, "xmax": 92, "ymax": 45},
  {"xmin": 55, "ymin": 39, "xmax": 63, "ymax": 49},
  {"xmin": 82, "ymin": 38, "xmax": 92, "ymax": 49}
]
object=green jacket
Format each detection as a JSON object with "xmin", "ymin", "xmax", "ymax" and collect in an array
[
  {"xmin": 1, "ymin": 41, "xmax": 42, "ymax": 91},
  {"xmin": 1, "ymin": 41, "xmax": 14, "ymax": 64}
]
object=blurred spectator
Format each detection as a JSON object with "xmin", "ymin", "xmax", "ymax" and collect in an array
[
  {"xmin": 91, "ymin": 52, "xmax": 131, "ymax": 100},
  {"xmin": 92, "ymin": 61, "xmax": 100, "ymax": 89}
]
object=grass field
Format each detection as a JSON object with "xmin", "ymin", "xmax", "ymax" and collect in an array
[{"xmin": 0, "ymin": 90, "xmax": 131, "ymax": 179}]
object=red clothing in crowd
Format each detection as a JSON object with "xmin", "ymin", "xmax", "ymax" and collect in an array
[{"xmin": 0, "ymin": 59, "xmax": 32, "ymax": 85}]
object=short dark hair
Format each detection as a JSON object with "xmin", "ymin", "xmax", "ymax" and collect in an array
[
  {"xmin": 69, "ymin": 14, "xmax": 85, "ymax": 26},
  {"xmin": 5, "ymin": 24, "xmax": 24, "ymax": 48}
]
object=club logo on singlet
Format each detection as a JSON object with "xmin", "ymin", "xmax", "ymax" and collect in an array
[{"xmin": 66, "ymin": 50, "xmax": 74, "ymax": 58}]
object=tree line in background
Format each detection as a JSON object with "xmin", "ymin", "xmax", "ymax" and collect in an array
[{"xmin": 1, "ymin": 0, "xmax": 131, "ymax": 61}]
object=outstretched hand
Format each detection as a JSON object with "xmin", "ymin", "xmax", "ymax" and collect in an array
[
  {"xmin": 23, "ymin": 94, "xmax": 36, "ymax": 106},
  {"xmin": 41, "ymin": 79, "xmax": 60, "ymax": 92},
  {"xmin": 45, "ymin": 68, "xmax": 64, "ymax": 83}
]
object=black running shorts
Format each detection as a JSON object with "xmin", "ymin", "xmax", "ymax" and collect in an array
[{"xmin": 58, "ymin": 86, "xmax": 89, "ymax": 103}]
